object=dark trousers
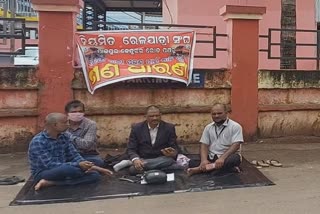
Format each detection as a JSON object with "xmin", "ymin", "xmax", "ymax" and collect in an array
[
  {"xmin": 129, "ymin": 156, "xmax": 175, "ymax": 175},
  {"xmin": 188, "ymin": 153, "xmax": 241, "ymax": 170},
  {"xmin": 34, "ymin": 164, "xmax": 100, "ymax": 186}
]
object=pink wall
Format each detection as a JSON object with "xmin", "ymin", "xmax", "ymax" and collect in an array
[
  {"xmin": 295, "ymin": 0, "xmax": 317, "ymax": 69},
  {"xmin": 163, "ymin": 0, "xmax": 317, "ymax": 70}
]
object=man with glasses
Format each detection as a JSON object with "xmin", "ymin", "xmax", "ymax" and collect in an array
[{"xmin": 126, "ymin": 105, "xmax": 180, "ymax": 175}]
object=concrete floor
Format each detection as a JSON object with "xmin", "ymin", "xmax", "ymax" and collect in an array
[{"xmin": 1, "ymin": 141, "xmax": 320, "ymax": 214}]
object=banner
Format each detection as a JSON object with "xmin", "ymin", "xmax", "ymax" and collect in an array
[{"xmin": 75, "ymin": 30, "xmax": 196, "ymax": 94}]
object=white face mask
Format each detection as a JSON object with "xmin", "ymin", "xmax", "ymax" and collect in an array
[{"xmin": 68, "ymin": 112, "xmax": 84, "ymax": 122}]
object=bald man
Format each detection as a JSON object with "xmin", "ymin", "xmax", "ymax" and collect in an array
[
  {"xmin": 28, "ymin": 113, "xmax": 111, "ymax": 191},
  {"xmin": 187, "ymin": 103, "xmax": 243, "ymax": 176}
]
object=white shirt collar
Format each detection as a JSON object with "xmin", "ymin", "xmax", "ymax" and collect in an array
[
  {"xmin": 148, "ymin": 123, "xmax": 159, "ymax": 130},
  {"xmin": 213, "ymin": 118, "xmax": 229, "ymax": 127}
]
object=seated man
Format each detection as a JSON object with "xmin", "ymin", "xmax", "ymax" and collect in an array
[
  {"xmin": 28, "ymin": 113, "xmax": 112, "ymax": 191},
  {"xmin": 127, "ymin": 105, "xmax": 179, "ymax": 175},
  {"xmin": 64, "ymin": 100, "xmax": 104, "ymax": 167},
  {"xmin": 187, "ymin": 103, "xmax": 243, "ymax": 176}
]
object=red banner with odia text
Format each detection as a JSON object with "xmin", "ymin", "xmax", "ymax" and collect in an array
[{"xmin": 75, "ymin": 30, "xmax": 196, "ymax": 94}]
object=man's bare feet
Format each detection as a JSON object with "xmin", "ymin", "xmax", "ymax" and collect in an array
[
  {"xmin": 205, "ymin": 163, "xmax": 216, "ymax": 171},
  {"xmin": 34, "ymin": 179, "xmax": 55, "ymax": 191},
  {"xmin": 186, "ymin": 167, "xmax": 202, "ymax": 176},
  {"xmin": 86, "ymin": 166, "xmax": 113, "ymax": 176},
  {"xmin": 187, "ymin": 163, "xmax": 217, "ymax": 176}
]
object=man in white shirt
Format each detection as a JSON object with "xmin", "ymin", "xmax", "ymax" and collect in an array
[{"xmin": 187, "ymin": 103, "xmax": 243, "ymax": 176}]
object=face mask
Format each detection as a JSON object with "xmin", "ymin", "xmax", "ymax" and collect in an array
[{"xmin": 68, "ymin": 112, "xmax": 84, "ymax": 122}]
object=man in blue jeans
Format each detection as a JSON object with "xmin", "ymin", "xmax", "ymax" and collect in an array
[
  {"xmin": 28, "ymin": 113, "xmax": 111, "ymax": 191},
  {"xmin": 64, "ymin": 100, "xmax": 105, "ymax": 167}
]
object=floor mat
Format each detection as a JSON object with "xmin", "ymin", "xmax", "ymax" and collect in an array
[{"xmin": 10, "ymin": 158, "xmax": 274, "ymax": 205}]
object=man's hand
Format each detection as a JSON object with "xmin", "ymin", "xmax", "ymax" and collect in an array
[
  {"xmin": 199, "ymin": 160, "xmax": 211, "ymax": 171},
  {"xmin": 133, "ymin": 159, "xmax": 144, "ymax": 171},
  {"xmin": 79, "ymin": 161, "xmax": 94, "ymax": 171},
  {"xmin": 85, "ymin": 165, "xmax": 113, "ymax": 176},
  {"xmin": 214, "ymin": 157, "xmax": 225, "ymax": 169},
  {"xmin": 161, "ymin": 147, "xmax": 177, "ymax": 157}
]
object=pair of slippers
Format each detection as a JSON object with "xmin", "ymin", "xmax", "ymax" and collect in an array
[
  {"xmin": 0, "ymin": 176, "xmax": 25, "ymax": 185},
  {"xmin": 251, "ymin": 159, "xmax": 282, "ymax": 168}
]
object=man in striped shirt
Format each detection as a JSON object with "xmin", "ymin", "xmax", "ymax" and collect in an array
[{"xmin": 28, "ymin": 113, "xmax": 101, "ymax": 191}]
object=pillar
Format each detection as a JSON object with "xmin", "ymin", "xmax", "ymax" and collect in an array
[
  {"xmin": 220, "ymin": 5, "xmax": 266, "ymax": 141},
  {"xmin": 31, "ymin": 0, "xmax": 83, "ymax": 129}
]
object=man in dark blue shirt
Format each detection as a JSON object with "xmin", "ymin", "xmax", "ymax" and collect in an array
[{"xmin": 29, "ymin": 113, "xmax": 103, "ymax": 191}]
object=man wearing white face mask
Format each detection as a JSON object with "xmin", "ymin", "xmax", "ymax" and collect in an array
[{"xmin": 65, "ymin": 100, "xmax": 105, "ymax": 167}]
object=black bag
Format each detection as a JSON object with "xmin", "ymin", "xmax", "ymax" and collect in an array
[{"xmin": 143, "ymin": 170, "xmax": 167, "ymax": 184}]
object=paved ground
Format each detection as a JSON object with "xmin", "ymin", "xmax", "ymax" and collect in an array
[{"xmin": 1, "ymin": 140, "xmax": 320, "ymax": 214}]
